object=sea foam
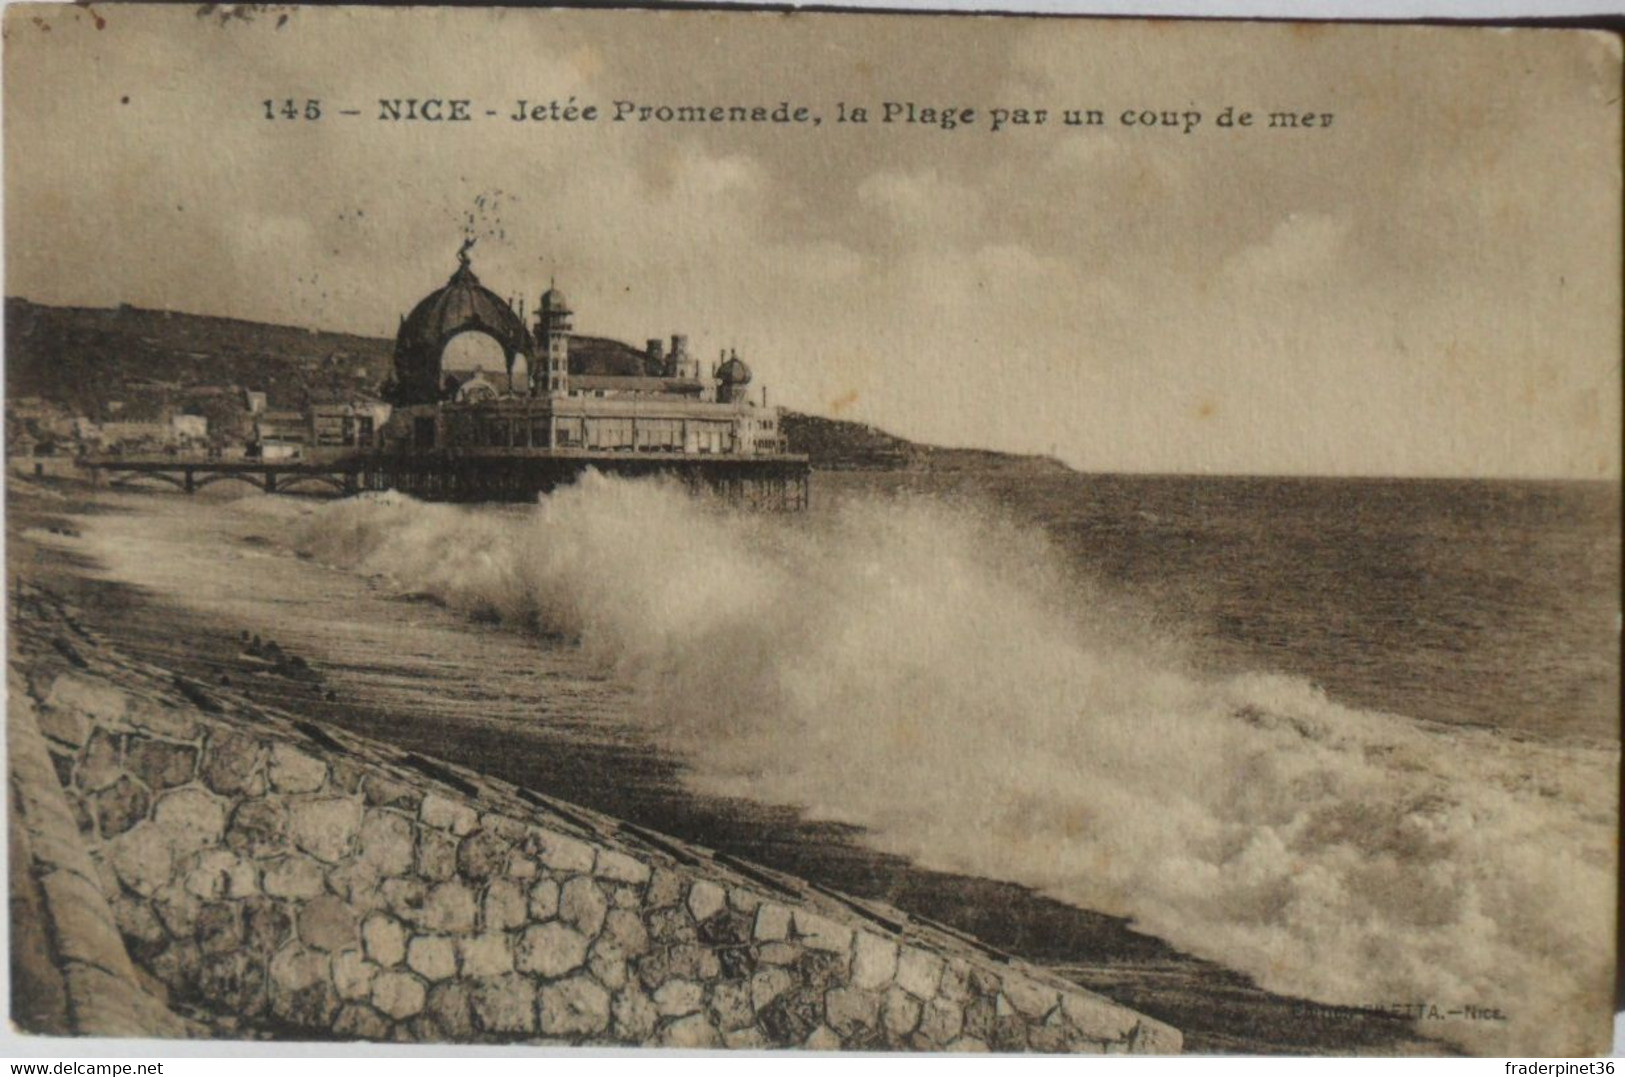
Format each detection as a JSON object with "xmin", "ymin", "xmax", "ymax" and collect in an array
[{"xmin": 291, "ymin": 473, "xmax": 1616, "ymax": 1054}]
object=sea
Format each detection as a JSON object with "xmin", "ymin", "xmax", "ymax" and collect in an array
[{"xmin": 15, "ymin": 468, "xmax": 1620, "ymax": 1054}]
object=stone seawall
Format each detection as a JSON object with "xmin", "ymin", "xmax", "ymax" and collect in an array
[{"xmin": 9, "ymin": 587, "xmax": 1181, "ymax": 1052}]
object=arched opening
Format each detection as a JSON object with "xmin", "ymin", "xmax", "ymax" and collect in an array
[{"xmin": 440, "ymin": 331, "xmax": 509, "ymax": 384}]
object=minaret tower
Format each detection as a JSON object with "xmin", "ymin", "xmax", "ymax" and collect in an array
[{"xmin": 536, "ymin": 281, "xmax": 573, "ymax": 396}]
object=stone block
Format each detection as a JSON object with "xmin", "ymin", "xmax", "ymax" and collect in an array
[
  {"xmin": 538, "ymin": 974, "xmax": 611, "ymax": 1037},
  {"xmin": 666, "ymin": 942, "xmax": 721, "ymax": 982},
  {"xmin": 151, "ymin": 787, "xmax": 228, "ymax": 854},
  {"xmin": 415, "ymin": 828, "xmax": 457, "ymax": 881},
  {"xmin": 263, "ymin": 855, "xmax": 327, "ymax": 900},
  {"xmin": 507, "ymin": 854, "xmax": 538, "ymax": 880},
  {"xmin": 457, "ymin": 829, "xmax": 510, "ymax": 881},
  {"xmin": 226, "ymin": 798, "xmax": 287, "ymax": 859},
  {"xmin": 647, "ymin": 906, "xmax": 697, "ymax": 946},
  {"xmin": 645, "ymin": 867, "xmax": 684, "ymax": 909},
  {"xmin": 151, "ymin": 880, "xmax": 201, "ymax": 939},
  {"xmin": 1059, "ymin": 988, "xmax": 1138, "ymax": 1042},
  {"xmin": 329, "ymin": 760, "xmax": 365, "ymax": 795},
  {"xmin": 825, "ymin": 986, "xmax": 880, "ymax": 1037},
  {"xmin": 896, "ymin": 947, "xmax": 944, "ymax": 1000},
  {"xmin": 611, "ymin": 986, "xmax": 658, "ymax": 1042},
  {"xmin": 197, "ymin": 950, "xmax": 267, "ymax": 1019},
  {"xmin": 362, "ymin": 774, "xmax": 419, "ymax": 811},
  {"xmin": 202, "ymin": 730, "xmax": 267, "ymax": 797},
  {"xmin": 269, "ymin": 942, "xmax": 329, "ymax": 995},
  {"xmin": 757, "ymin": 941, "xmax": 802, "ymax": 966},
  {"xmin": 45, "ymin": 673, "xmax": 129, "ymax": 725},
  {"xmin": 184, "ymin": 849, "xmax": 258, "ymax": 900},
  {"xmin": 753, "ymin": 902, "xmax": 792, "ymax": 942},
  {"xmin": 1126, "ymin": 1017, "xmax": 1182, "ymax": 1054},
  {"xmin": 992, "ymin": 1012, "xmax": 1028, "ymax": 1051},
  {"xmin": 709, "ymin": 980, "xmax": 753, "ymax": 1031},
  {"xmin": 516, "ymin": 922, "xmax": 589, "ymax": 978},
  {"xmin": 425, "ymin": 981, "xmax": 475, "ymax": 1039},
  {"xmin": 479, "ymin": 812, "xmax": 529, "ymax": 844},
  {"xmin": 919, "ymin": 998, "xmax": 964, "ymax": 1045},
  {"xmin": 528, "ymin": 877, "xmax": 560, "ymax": 921},
  {"xmin": 793, "ymin": 908, "xmax": 853, "ymax": 953},
  {"xmin": 195, "ymin": 901, "xmax": 244, "ymax": 954},
  {"xmin": 126, "ymin": 737, "xmax": 198, "ymax": 791},
  {"xmin": 109, "ymin": 823, "xmax": 173, "ymax": 896},
  {"xmin": 559, "ymin": 875, "xmax": 608, "ymax": 936},
  {"xmin": 356, "ymin": 809, "xmax": 415, "ymax": 877},
  {"xmin": 1027, "ymin": 1016, "xmax": 1071, "ymax": 1054},
  {"xmin": 751, "ymin": 966, "xmax": 794, "ymax": 1011},
  {"xmin": 288, "ymin": 796, "xmax": 360, "ymax": 863},
  {"xmin": 420, "ymin": 881, "xmax": 477, "ymax": 935},
  {"xmin": 94, "ymin": 775, "xmax": 151, "ymax": 838},
  {"xmin": 333, "ymin": 949, "xmax": 378, "ymax": 1001},
  {"xmin": 459, "ymin": 933, "xmax": 514, "ymax": 977},
  {"xmin": 407, "ymin": 935, "xmax": 459, "ymax": 982},
  {"xmin": 362, "ymin": 913, "xmax": 408, "ymax": 967},
  {"xmin": 601, "ymin": 908, "xmax": 649, "ymax": 955},
  {"xmin": 962, "ymin": 995, "xmax": 996, "ymax": 1043},
  {"xmin": 946, "ymin": 1035, "xmax": 989, "ymax": 1052},
  {"xmin": 587, "ymin": 939, "xmax": 629, "ymax": 990},
  {"xmin": 1001, "ymin": 974, "xmax": 1060, "ymax": 1020},
  {"xmin": 325, "ymin": 861, "xmax": 384, "ymax": 910},
  {"xmin": 686, "ymin": 879, "xmax": 726, "ymax": 923},
  {"xmin": 804, "ymin": 1025, "xmax": 842, "ymax": 1050},
  {"xmin": 269, "ymin": 742, "xmax": 328, "ymax": 794},
  {"xmin": 419, "ymin": 793, "xmax": 479, "ymax": 835},
  {"xmin": 536, "ymin": 828, "xmax": 596, "ymax": 874},
  {"xmin": 111, "ymin": 893, "xmax": 166, "ymax": 949},
  {"xmin": 852, "ymin": 932, "xmax": 899, "ymax": 991},
  {"xmin": 371, "ymin": 970, "xmax": 428, "ymax": 1020},
  {"xmin": 333, "ymin": 1003, "xmax": 391, "ymax": 1041},
  {"xmin": 299, "ymin": 894, "xmax": 360, "ymax": 952},
  {"xmin": 125, "ymin": 698, "xmax": 200, "ymax": 741},
  {"xmin": 883, "ymin": 986, "xmax": 922, "ymax": 1040},
  {"xmin": 380, "ymin": 878, "xmax": 428, "ymax": 924},
  {"xmin": 471, "ymin": 974, "xmax": 536, "ymax": 1035},
  {"xmin": 937, "ymin": 960, "xmax": 971, "ymax": 1003},
  {"xmin": 723, "ymin": 1027, "xmax": 768, "ymax": 1049},
  {"xmin": 36, "ymin": 697, "xmax": 90, "ymax": 749},
  {"xmin": 76, "ymin": 729, "xmax": 123, "ymax": 792},
  {"xmin": 660, "ymin": 1013, "xmax": 719, "ymax": 1049},
  {"xmin": 593, "ymin": 848, "xmax": 650, "ymax": 886},
  {"xmin": 653, "ymin": 978, "xmax": 704, "ymax": 1016},
  {"xmin": 482, "ymin": 878, "xmax": 528, "ymax": 932},
  {"xmin": 243, "ymin": 898, "xmax": 294, "ymax": 953}
]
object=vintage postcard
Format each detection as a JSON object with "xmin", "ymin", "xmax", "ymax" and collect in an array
[{"xmin": 2, "ymin": 4, "xmax": 1619, "ymax": 1059}]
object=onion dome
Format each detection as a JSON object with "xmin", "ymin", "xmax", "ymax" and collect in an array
[
  {"xmin": 717, "ymin": 351, "xmax": 753, "ymax": 386},
  {"xmin": 540, "ymin": 285, "xmax": 571, "ymax": 313}
]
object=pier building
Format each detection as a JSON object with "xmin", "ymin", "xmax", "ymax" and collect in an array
[{"xmin": 376, "ymin": 246, "xmax": 805, "ymax": 507}]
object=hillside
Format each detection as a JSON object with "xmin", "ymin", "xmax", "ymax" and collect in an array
[
  {"xmin": 3, "ymin": 298, "xmax": 391, "ymax": 428},
  {"xmin": 4, "ymin": 298, "xmax": 1068, "ymax": 473},
  {"xmin": 779, "ymin": 410, "xmax": 1071, "ymax": 474}
]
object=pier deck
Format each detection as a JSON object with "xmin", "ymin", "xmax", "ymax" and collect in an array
[{"xmin": 75, "ymin": 449, "xmax": 811, "ymax": 509}]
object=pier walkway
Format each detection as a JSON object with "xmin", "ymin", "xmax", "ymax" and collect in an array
[{"xmin": 74, "ymin": 449, "xmax": 811, "ymax": 509}]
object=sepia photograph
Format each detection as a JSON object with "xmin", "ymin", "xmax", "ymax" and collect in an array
[{"xmin": 2, "ymin": 4, "xmax": 1620, "ymax": 1060}]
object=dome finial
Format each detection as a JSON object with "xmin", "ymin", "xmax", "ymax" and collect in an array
[{"xmin": 457, "ymin": 236, "xmax": 476, "ymax": 269}]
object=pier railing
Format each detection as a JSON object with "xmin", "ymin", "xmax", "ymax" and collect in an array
[{"xmin": 73, "ymin": 448, "xmax": 811, "ymax": 509}]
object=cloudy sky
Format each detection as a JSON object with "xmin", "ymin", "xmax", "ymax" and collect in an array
[{"xmin": 5, "ymin": 6, "xmax": 1619, "ymax": 477}]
